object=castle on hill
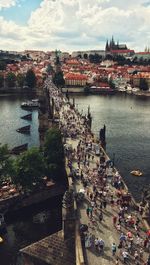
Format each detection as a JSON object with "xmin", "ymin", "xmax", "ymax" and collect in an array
[{"xmin": 105, "ymin": 37, "xmax": 134, "ymax": 57}]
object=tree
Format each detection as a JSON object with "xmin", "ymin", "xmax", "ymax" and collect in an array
[
  {"xmin": 139, "ymin": 78, "xmax": 149, "ymax": 91},
  {"xmin": 0, "ymin": 74, "xmax": 4, "ymax": 88},
  {"xmin": 53, "ymin": 71, "xmax": 65, "ymax": 87},
  {"xmin": 0, "ymin": 144, "xmax": 14, "ymax": 184},
  {"xmin": 83, "ymin": 53, "xmax": 88, "ymax": 59},
  {"xmin": 0, "ymin": 61, "xmax": 6, "ymax": 71},
  {"xmin": 114, "ymin": 55, "xmax": 126, "ymax": 65},
  {"xmin": 89, "ymin": 53, "xmax": 102, "ymax": 64},
  {"xmin": 16, "ymin": 73, "xmax": 25, "ymax": 87},
  {"xmin": 6, "ymin": 72, "xmax": 16, "ymax": 88},
  {"xmin": 109, "ymin": 78, "xmax": 116, "ymax": 89},
  {"xmin": 46, "ymin": 64, "xmax": 54, "ymax": 75},
  {"xmin": 105, "ymin": 54, "xmax": 113, "ymax": 61},
  {"xmin": 13, "ymin": 148, "xmax": 45, "ymax": 190},
  {"xmin": 44, "ymin": 128, "xmax": 66, "ymax": 183},
  {"xmin": 25, "ymin": 69, "xmax": 36, "ymax": 88}
]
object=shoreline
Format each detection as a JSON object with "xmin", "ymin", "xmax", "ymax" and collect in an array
[
  {"xmin": 62, "ymin": 86, "xmax": 150, "ymax": 98},
  {"xmin": 1, "ymin": 86, "xmax": 149, "ymax": 98}
]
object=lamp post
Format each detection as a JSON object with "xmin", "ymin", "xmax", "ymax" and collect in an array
[{"xmin": 112, "ymin": 153, "xmax": 115, "ymax": 167}]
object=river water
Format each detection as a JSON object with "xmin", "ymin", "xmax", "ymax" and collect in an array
[
  {"xmin": 0, "ymin": 94, "xmax": 39, "ymax": 148},
  {"xmin": 70, "ymin": 93, "xmax": 150, "ymax": 202}
]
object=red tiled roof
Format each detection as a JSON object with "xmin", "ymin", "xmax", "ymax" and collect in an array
[
  {"xmin": 66, "ymin": 59, "xmax": 80, "ymax": 65},
  {"xmin": 65, "ymin": 73, "xmax": 87, "ymax": 80},
  {"xmin": 136, "ymin": 52, "xmax": 150, "ymax": 55},
  {"xmin": 111, "ymin": 49, "xmax": 134, "ymax": 54}
]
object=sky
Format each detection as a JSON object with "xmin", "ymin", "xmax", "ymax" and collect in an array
[{"xmin": 0, "ymin": 0, "xmax": 150, "ymax": 52}]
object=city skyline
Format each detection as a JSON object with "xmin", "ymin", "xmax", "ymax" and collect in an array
[{"xmin": 0, "ymin": 0, "xmax": 150, "ymax": 52}]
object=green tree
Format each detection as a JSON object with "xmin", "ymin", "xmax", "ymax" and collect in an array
[
  {"xmin": 105, "ymin": 54, "xmax": 113, "ymax": 60},
  {"xmin": 83, "ymin": 53, "xmax": 88, "ymax": 59},
  {"xmin": 13, "ymin": 148, "xmax": 45, "ymax": 190},
  {"xmin": 109, "ymin": 78, "xmax": 116, "ymax": 89},
  {"xmin": 44, "ymin": 128, "xmax": 66, "ymax": 182},
  {"xmin": 16, "ymin": 73, "xmax": 25, "ymax": 87},
  {"xmin": 46, "ymin": 64, "xmax": 54, "ymax": 75},
  {"xmin": 0, "ymin": 61, "xmax": 6, "ymax": 71},
  {"xmin": 25, "ymin": 69, "xmax": 36, "ymax": 88},
  {"xmin": 0, "ymin": 144, "xmax": 14, "ymax": 183},
  {"xmin": 6, "ymin": 72, "xmax": 16, "ymax": 88},
  {"xmin": 139, "ymin": 78, "xmax": 149, "ymax": 91},
  {"xmin": 0, "ymin": 74, "xmax": 4, "ymax": 88},
  {"xmin": 89, "ymin": 53, "xmax": 102, "ymax": 64},
  {"xmin": 53, "ymin": 71, "xmax": 65, "ymax": 87}
]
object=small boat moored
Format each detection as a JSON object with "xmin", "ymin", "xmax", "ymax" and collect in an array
[
  {"xmin": 21, "ymin": 99, "xmax": 40, "ymax": 109},
  {"xmin": 16, "ymin": 125, "xmax": 30, "ymax": 134},
  {"xmin": 21, "ymin": 113, "xmax": 32, "ymax": 120},
  {"xmin": 10, "ymin": 143, "xmax": 28, "ymax": 155},
  {"xmin": 130, "ymin": 170, "xmax": 143, "ymax": 177}
]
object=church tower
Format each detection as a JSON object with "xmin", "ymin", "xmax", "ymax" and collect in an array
[{"xmin": 105, "ymin": 40, "xmax": 109, "ymax": 52}]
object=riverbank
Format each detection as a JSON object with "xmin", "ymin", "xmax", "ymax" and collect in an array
[
  {"xmin": 0, "ymin": 87, "xmax": 37, "ymax": 94},
  {"xmin": 62, "ymin": 86, "xmax": 150, "ymax": 98},
  {"xmin": 0, "ymin": 183, "xmax": 66, "ymax": 214},
  {"xmin": 133, "ymin": 90, "xmax": 150, "ymax": 98},
  {"xmin": 62, "ymin": 86, "xmax": 116, "ymax": 95}
]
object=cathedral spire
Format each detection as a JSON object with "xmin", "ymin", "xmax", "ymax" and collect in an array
[
  {"xmin": 105, "ymin": 40, "xmax": 109, "ymax": 51},
  {"xmin": 111, "ymin": 36, "xmax": 115, "ymax": 49}
]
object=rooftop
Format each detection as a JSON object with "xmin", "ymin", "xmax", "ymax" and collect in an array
[{"xmin": 20, "ymin": 230, "xmax": 76, "ymax": 265}]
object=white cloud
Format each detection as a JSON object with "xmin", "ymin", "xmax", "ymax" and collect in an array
[
  {"xmin": 0, "ymin": 0, "xmax": 18, "ymax": 9},
  {"xmin": 0, "ymin": 0, "xmax": 150, "ymax": 51}
]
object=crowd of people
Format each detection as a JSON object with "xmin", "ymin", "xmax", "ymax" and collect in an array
[{"xmin": 44, "ymin": 77, "xmax": 150, "ymax": 265}]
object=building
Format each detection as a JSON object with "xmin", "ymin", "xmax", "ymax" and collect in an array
[
  {"xmin": 64, "ymin": 73, "xmax": 88, "ymax": 86},
  {"xmin": 105, "ymin": 37, "xmax": 135, "ymax": 57},
  {"xmin": 131, "ymin": 72, "xmax": 150, "ymax": 90},
  {"xmin": 71, "ymin": 50, "xmax": 105, "ymax": 59},
  {"xmin": 133, "ymin": 52, "xmax": 150, "ymax": 60}
]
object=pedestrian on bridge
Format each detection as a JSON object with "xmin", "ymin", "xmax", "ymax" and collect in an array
[{"xmin": 112, "ymin": 242, "xmax": 117, "ymax": 256}]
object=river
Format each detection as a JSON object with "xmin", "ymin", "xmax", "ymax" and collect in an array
[
  {"xmin": 0, "ymin": 94, "xmax": 39, "ymax": 148},
  {"xmin": 70, "ymin": 93, "xmax": 150, "ymax": 202}
]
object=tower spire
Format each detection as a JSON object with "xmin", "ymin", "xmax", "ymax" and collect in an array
[
  {"xmin": 105, "ymin": 39, "xmax": 109, "ymax": 51},
  {"xmin": 111, "ymin": 36, "xmax": 115, "ymax": 49}
]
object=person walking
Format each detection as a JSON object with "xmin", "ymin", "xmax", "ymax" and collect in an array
[
  {"xmin": 94, "ymin": 238, "xmax": 99, "ymax": 251},
  {"xmin": 98, "ymin": 238, "xmax": 105, "ymax": 253},
  {"xmin": 99, "ymin": 210, "xmax": 103, "ymax": 222},
  {"xmin": 103, "ymin": 199, "xmax": 107, "ymax": 209},
  {"xmin": 112, "ymin": 242, "xmax": 117, "ymax": 256},
  {"xmin": 122, "ymin": 250, "xmax": 129, "ymax": 264},
  {"xmin": 113, "ymin": 215, "xmax": 117, "ymax": 226}
]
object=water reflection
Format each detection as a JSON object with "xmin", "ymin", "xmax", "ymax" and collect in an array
[{"xmin": 0, "ymin": 94, "xmax": 39, "ymax": 148}]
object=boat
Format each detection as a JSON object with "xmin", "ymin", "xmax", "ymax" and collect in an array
[
  {"xmin": 21, "ymin": 113, "xmax": 32, "ymax": 121},
  {"xmin": 10, "ymin": 143, "xmax": 28, "ymax": 155},
  {"xmin": 21, "ymin": 99, "xmax": 40, "ymax": 109},
  {"xmin": 130, "ymin": 170, "xmax": 143, "ymax": 177},
  {"xmin": 16, "ymin": 125, "xmax": 30, "ymax": 134}
]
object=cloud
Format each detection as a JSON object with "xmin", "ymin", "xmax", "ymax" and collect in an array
[
  {"xmin": 0, "ymin": 0, "xmax": 18, "ymax": 9},
  {"xmin": 0, "ymin": 0, "xmax": 150, "ymax": 51}
]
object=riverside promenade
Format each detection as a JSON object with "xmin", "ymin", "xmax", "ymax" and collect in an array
[{"xmin": 45, "ymin": 77, "xmax": 150, "ymax": 265}]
